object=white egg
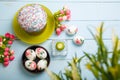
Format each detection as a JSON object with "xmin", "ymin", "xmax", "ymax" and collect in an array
[
  {"xmin": 35, "ymin": 48, "xmax": 47, "ymax": 59},
  {"xmin": 37, "ymin": 60, "xmax": 47, "ymax": 70},
  {"xmin": 25, "ymin": 60, "xmax": 37, "ymax": 71},
  {"xmin": 73, "ymin": 35, "xmax": 84, "ymax": 45},
  {"xmin": 66, "ymin": 25, "xmax": 78, "ymax": 36},
  {"xmin": 25, "ymin": 49, "xmax": 36, "ymax": 60}
]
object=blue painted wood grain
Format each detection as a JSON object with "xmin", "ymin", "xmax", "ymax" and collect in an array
[{"xmin": 0, "ymin": 0, "xmax": 120, "ymax": 80}]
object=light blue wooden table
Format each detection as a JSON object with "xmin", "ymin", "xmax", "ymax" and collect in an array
[{"xmin": 0, "ymin": 0, "xmax": 120, "ymax": 80}]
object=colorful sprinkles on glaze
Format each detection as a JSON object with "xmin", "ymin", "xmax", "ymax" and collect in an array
[{"xmin": 18, "ymin": 4, "xmax": 47, "ymax": 32}]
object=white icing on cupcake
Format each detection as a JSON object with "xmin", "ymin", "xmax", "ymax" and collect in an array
[
  {"xmin": 18, "ymin": 4, "xmax": 47, "ymax": 33},
  {"xmin": 35, "ymin": 48, "xmax": 47, "ymax": 59},
  {"xmin": 37, "ymin": 59, "xmax": 47, "ymax": 70},
  {"xmin": 25, "ymin": 60, "xmax": 37, "ymax": 70},
  {"xmin": 25, "ymin": 49, "xmax": 36, "ymax": 60}
]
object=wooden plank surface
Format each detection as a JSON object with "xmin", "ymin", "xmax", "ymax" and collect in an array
[
  {"xmin": 0, "ymin": 0, "xmax": 120, "ymax": 80},
  {"xmin": 0, "ymin": 2, "xmax": 120, "ymax": 20}
]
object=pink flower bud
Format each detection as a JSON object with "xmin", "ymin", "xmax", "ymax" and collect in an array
[
  {"xmin": 10, "ymin": 34, "xmax": 15, "ymax": 40},
  {"xmin": 4, "ymin": 57, "xmax": 9, "ymax": 62},
  {"xmin": 56, "ymin": 28, "xmax": 61, "ymax": 36},
  {"xmin": 66, "ymin": 15, "xmax": 71, "ymax": 20},
  {"xmin": 5, "ymin": 33, "xmax": 10, "ymax": 38},
  {"xmin": 0, "ymin": 37, "xmax": 2, "ymax": 42},
  {"xmin": 4, "ymin": 52, "xmax": 9, "ymax": 57},
  {"xmin": 3, "ymin": 61, "xmax": 9, "ymax": 67},
  {"xmin": 0, "ymin": 42, "xmax": 2, "ymax": 47},
  {"xmin": 5, "ymin": 47, "xmax": 10, "ymax": 52},
  {"xmin": 9, "ymin": 55, "xmax": 15, "ymax": 61},
  {"xmin": 58, "ymin": 17, "xmax": 63, "ymax": 21},
  {"xmin": 60, "ymin": 25, "xmax": 67, "ymax": 31},
  {"xmin": 10, "ymin": 50, "xmax": 15, "ymax": 55},
  {"xmin": 8, "ymin": 40, "xmax": 13, "ymax": 45},
  {"xmin": 66, "ymin": 9, "xmax": 71, "ymax": 15},
  {"xmin": 60, "ymin": 10, "xmax": 64, "ymax": 14},
  {"xmin": 62, "ymin": 16, "xmax": 67, "ymax": 20}
]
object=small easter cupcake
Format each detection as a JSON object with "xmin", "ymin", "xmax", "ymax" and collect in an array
[
  {"xmin": 25, "ymin": 60, "xmax": 37, "ymax": 71},
  {"xmin": 35, "ymin": 48, "xmax": 47, "ymax": 59},
  {"xmin": 25, "ymin": 49, "xmax": 36, "ymax": 60},
  {"xmin": 37, "ymin": 59, "xmax": 47, "ymax": 70}
]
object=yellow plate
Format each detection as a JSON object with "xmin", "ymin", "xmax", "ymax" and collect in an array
[{"xmin": 13, "ymin": 4, "xmax": 55, "ymax": 44}]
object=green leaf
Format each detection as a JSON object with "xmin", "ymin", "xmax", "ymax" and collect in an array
[
  {"xmin": 71, "ymin": 60, "xmax": 81, "ymax": 80},
  {"xmin": 111, "ymin": 36, "xmax": 119, "ymax": 67},
  {"xmin": 64, "ymin": 68, "xmax": 72, "ymax": 80},
  {"xmin": 45, "ymin": 68, "xmax": 61, "ymax": 80}
]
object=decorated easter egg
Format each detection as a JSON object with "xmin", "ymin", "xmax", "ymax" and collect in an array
[
  {"xmin": 66, "ymin": 25, "xmax": 78, "ymax": 36},
  {"xmin": 73, "ymin": 35, "xmax": 84, "ymax": 45},
  {"xmin": 35, "ymin": 48, "xmax": 47, "ymax": 59},
  {"xmin": 37, "ymin": 59, "xmax": 47, "ymax": 70},
  {"xmin": 25, "ymin": 49, "xmax": 36, "ymax": 60},
  {"xmin": 25, "ymin": 60, "xmax": 37, "ymax": 71}
]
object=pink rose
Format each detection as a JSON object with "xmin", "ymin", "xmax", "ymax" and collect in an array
[
  {"xmin": 4, "ymin": 51, "xmax": 9, "ymax": 57},
  {"xmin": 4, "ymin": 57, "xmax": 9, "ymax": 62},
  {"xmin": 62, "ymin": 16, "xmax": 67, "ymax": 20},
  {"xmin": 66, "ymin": 9, "xmax": 71, "ymax": 15},
  {"xmin": 5, "ymin": 33, "xmax": 10, "ymax": 38},
  {"xmin": 56, "ymin": 28, "xmax": 61, "ymax": 36},
  {"xmin": 60, "ymin": 10, "xmax": 64, "ymax": 14},
  {"xmin": 10, "ymin": 34, "xmax": 15, "ymax": 40},
  {"xmin": 3, "ymin": 61, "xmax": 9, "ymax": 67},
  {"xmin": 10, "ymin": 50, "xmax": 15, "ymax": 55},
  {"xmin": 60, "ymin": 25, "xmax": 67, "ymax": 31},
  {"xmin": 9, "ymin": 55, "xmax": 15, "ymax": 61},
  {"xmin": 8, "ymin": 40, "xmax": 13, "ymax": 45},
  {"xmin": 0, "ymin": 42, "xmax": 2, "ymax": 47},
  {"xmin": 5, "ymin": 47, "xmax": 10, "ymax": 52},
  {"xmin": 0, "ymin": 37, "xmax": 2, "ymax": 42},
  {"xmin": 66, "ymin": 15, "xmax": 71, "ymax": 20},
  {"xmin": 58, "ymin": 17, "xmax": 63, "ymax": 21}
]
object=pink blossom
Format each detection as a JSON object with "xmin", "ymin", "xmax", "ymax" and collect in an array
[
  {"xmin": 8, "ymin": 40, "xmax": 13, "ymax": 45},
  {"xmin": 56, "ymin": 28, "xmax": 61, "ymax": 36},
  {"xmin": 4, "ymin": 57, "xmax": 9, "ymax": 62},
  {"xmin": 3, "ymin": 61, "xmax": 9, "ymax": 67},
  {"xmin": 66, "ymin": 15, "xmax": 71, "ymax": 20},
  {"xmin": 0, "ymin": 42, "xmax": 2, "ymax": 47},
  {"xmin": 58, "ymin": 17, "xmax": 63, "ymax": 21},
  {"xmin": 9, "ymin": 55, "xmax": 15, "ymax": 61},
  {"xmin": 60, "ymin": 10, "xmax": 64, "ymax": 14},
  {"xmin": 62, "ymin": 16, "xmax": 67, "ymax": 20},
  {"xmin": 66, "ymin": 9, "xmax": 71, "ymax": 15},
  {"xmin": 5, "ymin": 47, "xmax": 10, "ymax": 52},
  {"xmin": 4, "ymin": 52, "xmax": 9, "ymax": 57},
  {"xmin": 5, "ymin": 33, "xmax": 10, "ymax": 38},
  {"xmin": 10, "ymin": 50, "xmax": 15, "ymax": 55},
  {"xmin": 60, "ymin": 25, "xmax": 67, "ymax": 31},
  {"xmin": 10, "ymin": 34, "xmax": 15, "ymax": 40}
]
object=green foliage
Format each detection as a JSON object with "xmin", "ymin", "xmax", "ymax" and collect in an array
[
  {"xmin": 46, "ymin": 22, "xmax": 120, "ymax": 80},
  {"xmin": 45, "ymin": 56, "xmax": 85, "ymax": 80},
  {"xmin": 85, "ymin": 22, "xmax": 120, "ymax": 80}
]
